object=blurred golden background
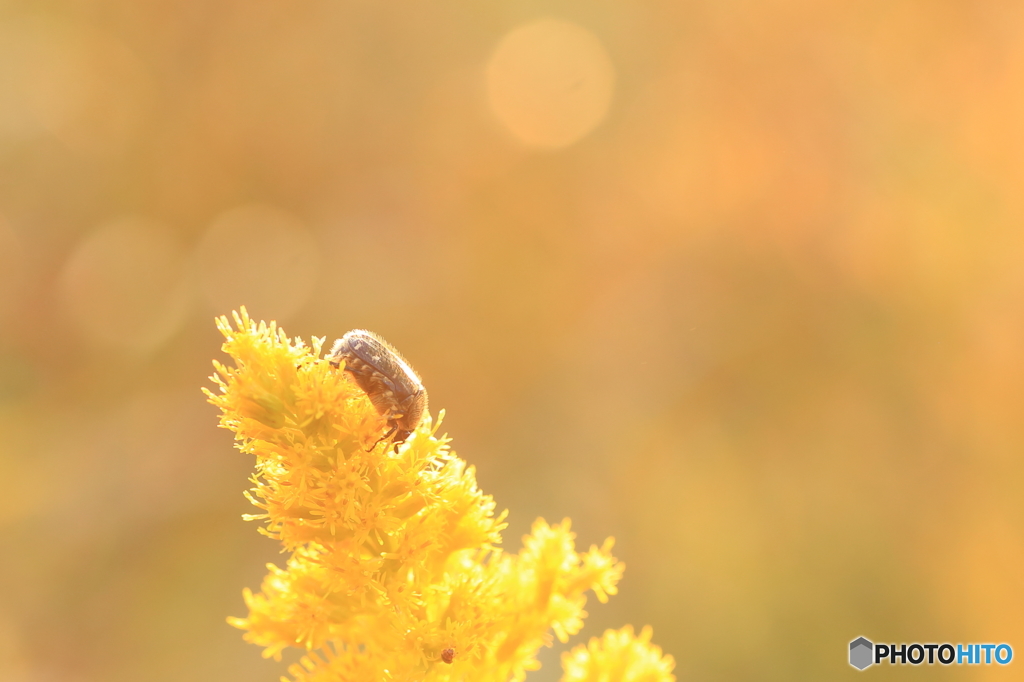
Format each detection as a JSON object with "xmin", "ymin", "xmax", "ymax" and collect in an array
[{"xmin": 1, "ymin": 1, "xmax": 1022, "ymax": 680}]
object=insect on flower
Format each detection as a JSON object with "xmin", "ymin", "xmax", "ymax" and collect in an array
[
  {"xmin": 441, "ymin": 648, "xmax": 456, "ymax": 664},
  {"xmin": 329, "ymin": 329, "xmax": 428, "ymax": 450}
]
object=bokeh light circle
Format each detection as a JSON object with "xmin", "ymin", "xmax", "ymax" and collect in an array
[
  {"xmin": 486, "ymin": 19, "xmax": 615, "ymax": 149},
  {"xmin": 196, "ymin": 204, "xmax": 320, "ymax": 320},
  {"xmin": 0, "ymin": 19, "xmax": 154, "ymax": 154},
  {"xmin": 59, "ymin": 218, "xmax": 191, "ymax": 351}
]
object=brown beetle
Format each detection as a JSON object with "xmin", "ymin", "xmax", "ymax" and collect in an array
[
  {"xmin": 441, "ymin": 648, "xmax": 455, "ymax": 664},
  {"xmin": 329, "ymin": 330, "xmax": 428, "ymax": 450}
]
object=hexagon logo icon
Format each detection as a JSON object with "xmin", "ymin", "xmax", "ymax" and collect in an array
[{"xmin": 850, "ymin": 637, "xmax": 873, "ymax": 670}]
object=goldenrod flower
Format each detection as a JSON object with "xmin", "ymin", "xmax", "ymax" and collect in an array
[
  {"xmin": 206, "ymin": 309, "xmax": 671, "ymax": 682},
  {"xmin": 560, "ymin": 626, "xmax": 676, "ymax": 682}
]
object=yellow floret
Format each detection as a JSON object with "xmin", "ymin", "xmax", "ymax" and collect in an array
[{"xmin": 560, "ymin": 625, "xmax": 676, "ymax": 682}]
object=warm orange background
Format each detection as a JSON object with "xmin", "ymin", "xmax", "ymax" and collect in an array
[{"xmin": 1, "ymin": 1, "xmax": 1023, "ymax": 680}]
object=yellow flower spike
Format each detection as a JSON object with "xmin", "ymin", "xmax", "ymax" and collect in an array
[
  {"xmin": 560, "ymin": 626, "xmax": 676, "ymax": 682},
  {"xmin": 207, "ymin": 309, "xmax": 646, "ymax": 681}
]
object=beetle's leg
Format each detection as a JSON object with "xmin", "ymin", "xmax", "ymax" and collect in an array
[{"xmin": 365, "ymin": 423, "xmax": 398, "ymax": 452}]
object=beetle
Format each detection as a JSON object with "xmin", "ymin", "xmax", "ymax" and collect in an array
[
  {"xmin": 441, "ymin": 648, "xmax": 455, "ymax": 664},
  {"xmin": 328, "ymin": 329, "xmax": 428, "ymax": 450}
]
